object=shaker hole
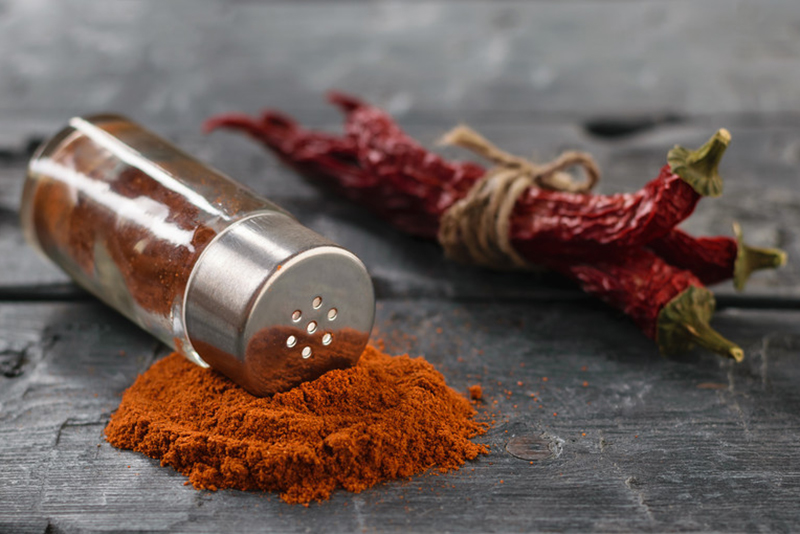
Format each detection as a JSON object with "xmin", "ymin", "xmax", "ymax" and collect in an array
[
  {"xmin": 312, "ymin": 296, "xmax": 322, "ymax": 309},
  {"xmin": 322, "ymin": 333, "xmax": 332, "ymax": 346},
  {"xmin": 307, "ymin": 321, "xmax": 317, "ymax": 334},
  {"xmin": 327, "ymin": 308, "xmax": 338, "ymax": 321},
  {"xmin": 286, "ymin": 335, "xmax": 297, "ymax": 348},
  {"xmin": 292, "ymin": 310, "xmax": 302, "ymax": 322},
  {"xmin": 302, "ymin": 346, "xmax": 312, "ymax": 359}
]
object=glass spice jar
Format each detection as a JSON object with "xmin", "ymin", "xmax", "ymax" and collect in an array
[{"xmin": 21, "ymin": 115, "xmax": 375, "ymax": 396}]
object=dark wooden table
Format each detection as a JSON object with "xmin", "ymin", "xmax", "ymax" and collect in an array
[{"xmin": 2, "ymin": 2, "xmax": 800, "ymax": 532}]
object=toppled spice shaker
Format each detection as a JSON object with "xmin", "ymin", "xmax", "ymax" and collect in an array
[{"xmin": 20, "ymin": 115, "xmax": 375, "ymax": 396}]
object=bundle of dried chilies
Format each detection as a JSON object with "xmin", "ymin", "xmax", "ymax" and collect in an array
[{"xmin": 204, "ymin": 94, "xmax": 786, "ymax": 361}]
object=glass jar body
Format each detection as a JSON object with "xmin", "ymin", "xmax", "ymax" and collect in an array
[{"xmin": 21, "ymin": 115, "xmax": 284, "ymax": 366}]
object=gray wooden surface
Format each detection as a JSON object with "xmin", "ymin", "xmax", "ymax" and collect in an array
[{"xmin": 1, "ymin": 1, "xmax": 800, "ymax": 532}]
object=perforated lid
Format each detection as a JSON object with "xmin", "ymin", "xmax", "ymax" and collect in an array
[{"xmin": 184, "ymin": 211, "xmax": 375, "ymax": 396}]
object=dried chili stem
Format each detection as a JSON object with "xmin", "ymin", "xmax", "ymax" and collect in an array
[
  {"xmin": 657, "ymin": 285, "xmax": 743, "ymax": 362},
  {"xmin": 648, "ymin": 224, "xmax": 787, "ymax": 289},
  {"xmin": 667, "ymin": 129, "xmax": 730, "ymax": 197},
  {"xmin": 732, "ymin": 221, "xmax": 788, "ymax": 291}
]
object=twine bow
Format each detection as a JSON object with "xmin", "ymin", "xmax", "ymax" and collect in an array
[{"xmin": 437, "ymin": 125, "xmax": 601, "ymax": 269}]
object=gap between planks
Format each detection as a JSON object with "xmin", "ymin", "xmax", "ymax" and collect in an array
[{"xmin": 0, "ymin": 283, "xmax": 798, "ymax": 311}]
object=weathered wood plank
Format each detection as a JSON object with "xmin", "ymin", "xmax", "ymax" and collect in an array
[
  {"xmin": 2, "ymin": 0, "xmax": 800, "ymax": 141},
  {"xmin": 1, "ymin": 301, "xmax": 799, "ymax": 532},
  {"xmin": 1, "ymin": 122, "xmax": 797, "ymax": 298}
]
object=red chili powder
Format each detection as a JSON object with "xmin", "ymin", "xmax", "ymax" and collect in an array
[
  {"xmin": 105, "ymin": 346, "xmax": 488, "ymax": 504},
  {"xmin": 468, "ymin": 384, "xmax": 483, "ymax": 401}
]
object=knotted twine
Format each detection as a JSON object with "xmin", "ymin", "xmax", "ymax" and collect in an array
[{"xmin": 437, "ymin": 125, "xmax": 601, "ymax": 270}]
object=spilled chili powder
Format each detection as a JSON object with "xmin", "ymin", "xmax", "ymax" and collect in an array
[
  {"xmin": 105, "ymin": 346, "xmax": 488, "ymax": 504},
  {"xmin": 468, "ymin": 384, "xmax": 483, "ymax": 401}
]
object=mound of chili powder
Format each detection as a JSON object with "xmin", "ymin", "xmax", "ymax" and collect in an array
[{"xmin": 105, "ymin": 346, "xmax": 488, "ymax": 504}]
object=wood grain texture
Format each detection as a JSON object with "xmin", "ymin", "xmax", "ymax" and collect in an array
[
  {"xmin": 1, "ymin": 123, "xmax": 799, "ymax": 298},
  {"xmin": 2, "ymin": 0, "xmax": 800, "ymax": 136},
  {"xmin": 2, "ymin": 0, "xmax": 800, "ymax": 531},
  {"xmin": 1, "ymin": 301, "xmax": 799, "ymax": 533}
]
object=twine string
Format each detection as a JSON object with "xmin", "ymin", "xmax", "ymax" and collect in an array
[{"xmin": 437, "ymin": 125, "xmax": 601, "ymax": 269}]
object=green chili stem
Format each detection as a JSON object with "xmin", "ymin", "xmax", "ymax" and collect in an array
[
  {"xmin": 732, "ymin": 221, "xmax": 788, "ymax": 291},
  {"xmin": 680, "ymin": 318, "xmax": 744, "ymax": 362},
  {"xmin": 657, "ymin": 285, "xmax": 744, "ymax": 362},
  {"xmin": 667, "ymin": 129, "xmax": 731, "ymax": 197}
]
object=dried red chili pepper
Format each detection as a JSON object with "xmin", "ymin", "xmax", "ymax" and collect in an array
[
  {"xmin": 555, "ymin": 248, "xmax": 743, "ymax": 361},
  {"xmin": 206, "ymin": 94, "xmax": 728, "ymax": 261},
  {"xmin": 211, "ymin": 103, "xmax": 784, "ymax": 285},
  {"xmin": 204, "ymin": 103, "xmax": 483, "ymax": 238},
  {"xmin": 649, "ymin": 223, "xmax": 787, "ymax": 290}
]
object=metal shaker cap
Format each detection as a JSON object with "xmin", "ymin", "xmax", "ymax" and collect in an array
[{"xmin": 183, "ymin": 211, "xmax": 375, "ymax": 396}]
